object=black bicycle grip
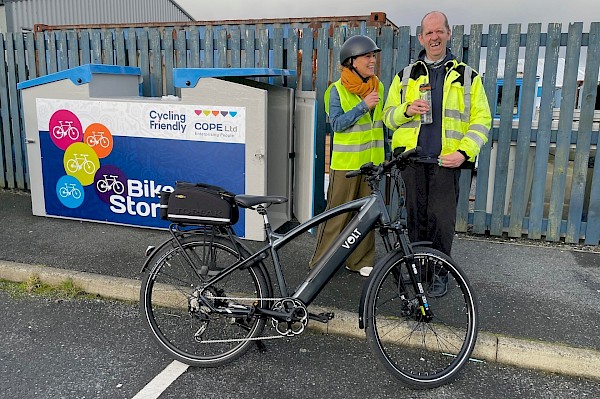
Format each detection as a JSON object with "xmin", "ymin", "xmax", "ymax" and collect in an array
[
  {"xmin": 397, "ymin": 146, "xmax": 422, "ymax": 160},
  {"xmin": 346, "ymin": 161, "xmax": 375, "ymax": 178}
]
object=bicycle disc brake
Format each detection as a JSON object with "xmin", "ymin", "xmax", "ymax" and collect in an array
[
  {"xmin": 396, "ymin": 273, "xmax": 433, "ymax": 322},
  {"xmin": 271, "ymin": 298, "xmax": 308, "ymax": 337}
]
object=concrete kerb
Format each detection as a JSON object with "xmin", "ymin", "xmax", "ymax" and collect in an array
[
  {"xmin": 1, "ymin": 259, "xmax": 599, "ymax": 381},
  {"xmin": 0, "ymin": 260, "xmax": 140, "ymax": 303}
]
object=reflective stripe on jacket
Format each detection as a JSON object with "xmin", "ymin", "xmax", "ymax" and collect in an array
[
  {"xmin": 383, "ymin": 59, "xmax": 491, "ymax": 161},
  {"xmin": 325, "ymin": 80, "xmax": 385, "ymax": 170}
]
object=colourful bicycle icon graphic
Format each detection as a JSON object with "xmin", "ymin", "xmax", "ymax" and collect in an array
[
  {"xmin": 86, "ymin": 131, "xmax": 110, "ymax": 148},
  {"xmin": 66, "ymin": 153, "xmax": 96, "ymax": 175},
  {"xmin": 52, "ymin": 120, "xmax": 81, "ymax": 140},
  {"xmin": 58, "ymin": 183, "xmax": 82, "ymax": 199},
  {"xmin": 96, "ymin": 174, "xmax": 125, "ymax": 194}
]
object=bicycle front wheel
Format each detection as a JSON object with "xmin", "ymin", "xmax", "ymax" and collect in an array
[
  {"xmin": 140, "ymin": 232, "xmax": 270, "ymax": 367},
  {"xmin": 364, "ymin": 246, "xmax": 478, "ymax": 389}
]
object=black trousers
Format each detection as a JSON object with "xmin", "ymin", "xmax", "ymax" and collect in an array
[{"xmin": 401, "ymin": 163, "xmax": 461, "ymax": 256}]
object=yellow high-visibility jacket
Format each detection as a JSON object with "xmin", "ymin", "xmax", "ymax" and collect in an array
[
  {"xmin": 325, "ymin": 80, "xmax": 385, "ymax": 170},
  {"xmin": 383, "ymin": 59, "xmax": 491, "ymax": 161}
]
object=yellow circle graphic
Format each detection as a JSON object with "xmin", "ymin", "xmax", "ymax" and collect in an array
[{"xmin": 63, "ymin": 142, "xmax": 100, "ymax": 186}]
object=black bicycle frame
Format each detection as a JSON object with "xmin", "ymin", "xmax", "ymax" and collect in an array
[
  {"xmin": 284, "ymin": 191, "xmax": 390, "ymax": 305},
  {"xmin": 160, "ymin": 185, "xmax": 394, "ymax": 320}
]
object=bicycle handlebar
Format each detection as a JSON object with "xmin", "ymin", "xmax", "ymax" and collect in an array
[{"xmin": 345, "ymin": 146, "xmax": 423, "ymax": 179}]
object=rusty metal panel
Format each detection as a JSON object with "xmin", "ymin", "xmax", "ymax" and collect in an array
[{"xmin": 30, "ymin": 12, "xmax": 399, "ymax": 37}]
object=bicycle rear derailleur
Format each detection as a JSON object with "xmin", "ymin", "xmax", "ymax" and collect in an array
[{"xmin": 271, "ymin": 298, "xmax": 308, "ymax": 336}]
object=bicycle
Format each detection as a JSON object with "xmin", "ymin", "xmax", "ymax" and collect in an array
[
  {"xmin": 139, "ymin": 147, "xmax": 479, "ymax": 389},
  {"xmin": 52, "ymin": 120, "xmax": 80, "ymax": 140},
  {"xmin": 96, "ymin": 174, "xmax": 125, "ymax": 195},
  {"xmin": 66, "ymin": 153, "xmax": 96, "ymax": 175},
  {"xmin": 86, "ymin": 131, "xmax": 110, "ymax": 148},
  {"xmin": 58, "ymin": 183, "xmax": 82, "ymax": 199}
]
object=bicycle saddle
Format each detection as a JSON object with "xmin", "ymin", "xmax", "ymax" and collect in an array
[{"xmin": 235, "ymin": 195, "xmax": 288, "ymax": 208}]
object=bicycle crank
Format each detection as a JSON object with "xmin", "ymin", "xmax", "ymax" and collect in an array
[{"xmin": 271, "ymin": 298, "xmax": 308, "ymax": 336}]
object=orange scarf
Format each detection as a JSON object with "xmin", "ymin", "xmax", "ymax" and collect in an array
[{"xmin": 340, "ymin": 67, "xmax": 379, "ymax": 98}]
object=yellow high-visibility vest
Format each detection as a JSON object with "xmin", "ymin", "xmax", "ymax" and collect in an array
[
  {"xmin": 324, "ymin": 80, "xmax": 385, "ymax": 171},
  {"xmin": 383, "ymin": 59, "xmax": 491, "ymax": 161}
]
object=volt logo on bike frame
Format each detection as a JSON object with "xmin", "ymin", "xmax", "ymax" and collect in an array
[{"xmin": 341, "ymin": 228, "xmax": 362, "ymax": 249}]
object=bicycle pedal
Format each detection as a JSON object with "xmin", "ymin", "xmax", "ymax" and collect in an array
[{"xmin": 309, "ymin": 312, "xmax": 335, "ymax": 323}]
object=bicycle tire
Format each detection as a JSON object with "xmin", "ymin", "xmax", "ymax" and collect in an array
[
  {"xmin": 364, "ymin": 246, "xmax": 478, "ymax": 389},
  {"xmin": 140, "ymin": 233, "xmax": 270, "ymax": 367}
]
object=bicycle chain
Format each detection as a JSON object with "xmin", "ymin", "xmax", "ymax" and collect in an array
[
  {"xmin": 206, "ymin": 296, "xmax": 286, "ymax": 302},
  {"xmin": 199, "ymin": 335, "xmax": 285, "ymax": 344}
]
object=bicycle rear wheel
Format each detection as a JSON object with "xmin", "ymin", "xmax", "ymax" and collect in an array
[
  {"xmin": 140, "ymin": 232, "xmax": 271, "ymax": 367},
  {"xmin": 364, "ymin": 246, "xmax": 478, "ymax": 389}
]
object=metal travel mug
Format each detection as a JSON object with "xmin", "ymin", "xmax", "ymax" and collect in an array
[{"xmin": 419, "ymin": 83, "xmax": 433, "ymax": 125}]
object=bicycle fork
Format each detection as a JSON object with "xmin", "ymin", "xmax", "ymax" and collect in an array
[
  {"xmin": 359, "ymin": 234, "xmax": 434, "ymax": 329},
  {"xmin": 396, "ymin": 233, "xmax": 434, "ymax": 321},
  {"xmin": 403, "ymin": 253, "xmax": 433, "ymax": 322}
]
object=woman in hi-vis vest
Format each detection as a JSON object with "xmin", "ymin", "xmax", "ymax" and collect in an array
[{"xmin": 309, "ymin": 35, "xmax": 385, "ymax": 277}]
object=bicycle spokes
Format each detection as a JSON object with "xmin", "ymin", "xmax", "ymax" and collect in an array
[
  {"xmin": 141, "ymin": 235, "xmax": 270, "ymax": 367},
  {"xmin": 365, "ymin": 249, "xmax": 478, "ymax": 389}
]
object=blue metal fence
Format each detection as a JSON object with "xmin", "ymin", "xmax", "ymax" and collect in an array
[{"xmin": 1, "ymin": 20, "xmax": 599, "ymax": 244}]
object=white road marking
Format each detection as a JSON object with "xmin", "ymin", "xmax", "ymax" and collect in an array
[{"xmin": 131, "ymin": 360, "xmax": 189, "ymax": 399}]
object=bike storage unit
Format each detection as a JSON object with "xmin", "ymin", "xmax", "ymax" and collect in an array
[{"xmin": 18, "ymin": 64, "xmax": 317, "ymax": 240}]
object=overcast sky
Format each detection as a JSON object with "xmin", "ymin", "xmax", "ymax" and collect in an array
[{"xmin": 176, "ymin": 0, "xmax": 599, "ymax": 31}]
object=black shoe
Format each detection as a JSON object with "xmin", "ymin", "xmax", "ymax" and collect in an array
[{"xmin": 427, "ymin": 274, "xmax": 448, "ymax": 297}]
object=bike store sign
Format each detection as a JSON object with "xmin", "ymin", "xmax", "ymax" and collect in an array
[{"xmin": 35, "ymin": 98, "xmax": 247, "ymax": 231}]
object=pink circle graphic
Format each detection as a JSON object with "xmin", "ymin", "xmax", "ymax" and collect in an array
[{"xmin": 49, "ymin": 110, "xmax": 83, "ymax": 150}]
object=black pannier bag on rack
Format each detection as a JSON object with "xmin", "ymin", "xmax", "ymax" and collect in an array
[{"xmin": 159, "ymin": 181, "xmax": 239, "ymax": 225}]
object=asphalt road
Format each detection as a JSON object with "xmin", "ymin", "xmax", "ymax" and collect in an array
[
  {"xmin": 2, "ymin": 290, "xmax": 600, "ymax": 399},
  {"xmin": 1, "ymin": 190, "xmax": 599, "ymax": 352},
  {"xmin": 2, "ymin": 189, "xmax": 600, "ymax": 397}
]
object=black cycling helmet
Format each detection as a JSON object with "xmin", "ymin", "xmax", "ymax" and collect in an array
[{"xmin": 339, "ymin": 35, "xmax": 381, "ymax": 65}]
